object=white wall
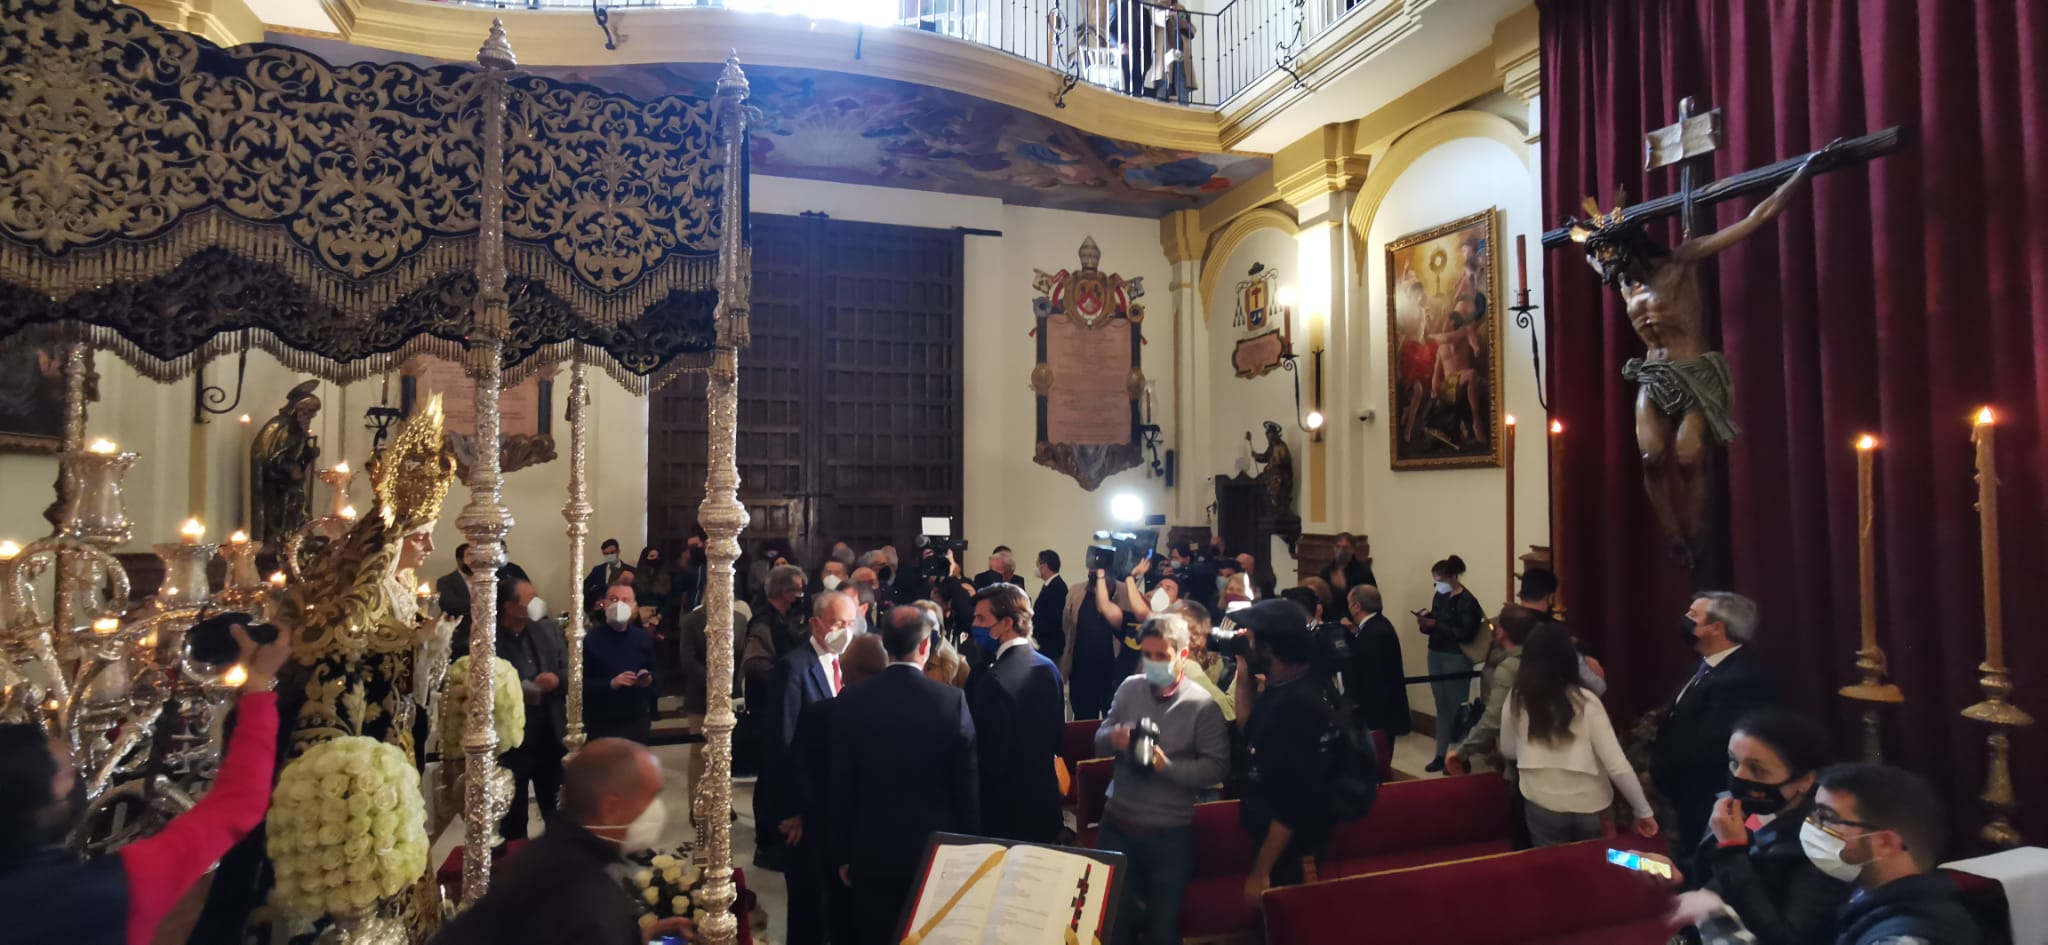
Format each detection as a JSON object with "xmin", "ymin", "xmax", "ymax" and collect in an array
[
  {"xmin": 1346, "ymin": 133, "xmax": 1547, "ymax": 713},
  {"xmin": 1202, "ymin": 227, "xmax": 1303, "ymax": 484},
  {"xmin": 749, "ymin": 175, "xmax": 1175, "ymax": 578}
]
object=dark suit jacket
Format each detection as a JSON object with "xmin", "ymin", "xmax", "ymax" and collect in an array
[
  {"xmin": 829, "ymin": 663, "xmax": 979, "ymax": 887},
  {"xmin": 969, "ymin": 643, "xmax": 1067, "ymax": 844},
  {"xmin": 436, "ymin": 569, "xmax": 471, "ymax": 618},
  {"xmin": 1651, "ymin": 647, "xmax": 1777, "ymax": 828},
  {"xmin": 761, "ymin": 642, "xmax": 836, "ymax": 826},
  {"xmin": 1033, "ymin": 575, "xmax": 1069, "ymax": 664},
  {"xmin": 1347, "ymin": 613, "xmax": 1411, "ymax": 736},
  {"xmin": 431, "ymin": 822, "xmax": 644, "ymax": 945}
]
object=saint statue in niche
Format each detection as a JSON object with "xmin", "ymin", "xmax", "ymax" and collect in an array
[{"xmin": 249, "ymin": 380, "xmax": 321, "ymax": 546}]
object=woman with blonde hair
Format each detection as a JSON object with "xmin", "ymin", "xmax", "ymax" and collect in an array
[{"xmin": 914, "ymin": 599, "xmax": 970, "ymax": 688}]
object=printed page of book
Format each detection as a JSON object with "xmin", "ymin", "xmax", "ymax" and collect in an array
[
  {"xmin": 979, "ymin": 846, "xmax": 1110, "ymax": 945},
  {"xmin": 903, "ymin": 843, "xmax": 1010, "ymax": 945}
]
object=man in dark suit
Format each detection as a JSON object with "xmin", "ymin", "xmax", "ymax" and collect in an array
[
  {"xmin": 1318, "ymin": 532, "xmax": 1378, "ymax": 597},
  {"xmin": 1651, "ymin": 591, "xmax": 1778, "ymax": 858},
  {"xmin": 789, "ymin": 634, "xmax": 889, "ymax": 945},
  {"xmin": 830, "ymin": 605, "xmax": 980, "ymax": 945},
  {"xmin": 1342, "ymin": 585, "xmax": 1410, "ymax": 736},
  {"xmin": 968, "ymin": 583, "xmax": 1066, "ymax": 845},
  {"xmin": 972, "ymin": 545, "xmax": 1021, "ymax": 590},
  {"xmin": 434, "ymin": 740, "xmax": 689, "ymax": 945},
  {"xmin": 493, "ymin": 579, "xmax": 569, "ymax": 841},
  {"xmin": 581, "ymin": 537, "xmax": 625, "ymax": 613},
  {"xmin": 1031, "ymin": 550, "xmax": 1069, "ymax": 665},
  {"xmin": 763, "ymin": 592, "xmax": 858, "ymax": 944}
]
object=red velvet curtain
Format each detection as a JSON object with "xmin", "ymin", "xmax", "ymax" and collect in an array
[{"xmin": 1540, "ymin": 0, "xmax": 2048, "ymax": 850}]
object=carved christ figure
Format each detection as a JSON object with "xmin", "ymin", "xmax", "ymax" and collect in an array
[{"xmin": 1571, "ymin": 139, "xmax": 1841, "ymax": 564}]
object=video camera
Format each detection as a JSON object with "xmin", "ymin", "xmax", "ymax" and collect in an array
[
  {"xmin": 916, "ymin": 517, "xmax": 968, "ymax": 580},
  {"xmin": 1084, "ymin": 528, "xmax": 1159, "ymax": 581}
]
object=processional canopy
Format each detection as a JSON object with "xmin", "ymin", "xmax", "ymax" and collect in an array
[{"xmin": 0, "ymin": 0, "xmax": 751, "ymax": 391}]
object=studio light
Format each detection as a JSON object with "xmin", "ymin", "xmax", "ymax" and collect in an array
[{"xmin": 1110, "ymin": 492, "xmax": 1144, "ymax": 524}]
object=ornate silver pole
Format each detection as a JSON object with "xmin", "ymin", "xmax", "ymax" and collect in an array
[
  {"xmin": 48, "ymin": 341, "xmax": 92, "ymax": 742},
  {"xmin": 561, "ymin": 358, "xmax": 591, "ymax": 751},
  {"xmin": 695, "ymin": 53, "xmax": 751, "ymax": 945},
  {"xmin": 457, "ymin": 19, "xmax": 517, "ymax": 902}
]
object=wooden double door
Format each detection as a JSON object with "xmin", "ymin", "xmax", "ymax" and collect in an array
[{"xmin": 649, "ymin": 214, "xmax": 966, "ymax": 567}]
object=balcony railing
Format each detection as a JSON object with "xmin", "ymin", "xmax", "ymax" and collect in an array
[{"xmin": 446, "ymin": 0, "xmax": 1369, "ymax": 107}]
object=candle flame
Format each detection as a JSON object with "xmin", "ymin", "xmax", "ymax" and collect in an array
[
  {"xmin": 333, "ymin": 461, "xmax": 350, "ymax": 475},
  {"xmin": 0, "ymin": 540, "xmax": 18, "ymax": 560},
  {"xmin": 92, "ymin": 617, "xmax": 120, "ymax": 634},
  {"xmin": 1855, "ymin": 434, "xmax": 1878, "ymax": 451},
  {"xmin": 222, "ymin": 664, "xmax": 248, "ymax": 687},
  {"xmin": 417, "ymin": 582, "xmax": 434, "ymax": 598},
  {"xmin": 1549, "ymin": 420, "xmax": 1564, "ymax": 434},
  {"xmin": 87, "ymin": 438, "xmax": 117, "ymax": 454},
  {"xmin": 268, "ymin": 571, "xmax": 288, "ymax": 587},
  {"xmin": 239, "ymin": 414, "xmax": 252, "ymax": 424},
  {"xmin": 339, "ymin": 504, "xmax": 358, "ymax": 520},
  {"xmin": 180, "ymin": 518, "xmax": 205, "ymax": 540},
  {"xmin": 229, "ymin": 530, "xmax": 248, "ymax": 543},
  {"xmin": 1505, "ymin": 414, "xmax": 1517, "ymax": 426},
  {"xmin": 1974, "ymin": 406, "xmax": 1996, "ymax": 426}
]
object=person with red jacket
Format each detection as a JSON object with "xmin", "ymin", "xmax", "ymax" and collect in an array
[{"xmin": 0, "ymin": 620, "xmax": 292, "ymax": 945}]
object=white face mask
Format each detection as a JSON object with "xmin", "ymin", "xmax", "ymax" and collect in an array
[
  {"xmin": 824, "ymin": 626, "xmax": 853, "ymax": 655},
  {"xmin": 1433, "ymin": 580, "xmax": 1453, "ymax": 596},
  {"xmin": 596, "ymin": 796, "xmax": 668, "ymax": 853},
  {"xmin": 606, "ymin": 600, "xmax": 634, "ymax": 626},
  {"xmin": 822, "ymin": 574, "xmax": 843, "ymax": 591},
  {"xmin": 526, "ymin": 597, "xmax": 549, "ymax": 622},
  {"xmin": 1799, "ymin": 820, "xmax": 1865, "ymax": 883},
  {"xmin": 1148, "ymin": 589, "xmax": 1171, "ymax": 612},
  {"xmin": 603, "ymin": 552, "xmax": 619, "ymax": 565}
]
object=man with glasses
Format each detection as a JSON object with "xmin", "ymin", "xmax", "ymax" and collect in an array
[{"xmin": 1697, "ymin": 763, "xmax": 1982, "ymax": 945}]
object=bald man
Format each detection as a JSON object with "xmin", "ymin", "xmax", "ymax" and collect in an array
[{"xmin": 433, "ymin": 738, "xmax": 687, "ymax": 945}]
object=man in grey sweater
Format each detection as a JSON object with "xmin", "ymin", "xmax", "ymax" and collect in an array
[{"xmin": 1093, "ymin": 613, "xmax": 1231, "ymax": 945}]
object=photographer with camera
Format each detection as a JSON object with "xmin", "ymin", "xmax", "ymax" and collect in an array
[
  {"xmin": 1063, "ymin": 567, "xmax": 1125, "ymax": 719},
  {"xmin": 1093, "ymin": 613, "xmax": 1230, "ymax": 945},
  {"xmin": 1279, "ymin": 587, "xmax": 1353, "ymax": 699},
  {"xmin": 1226, "ymin": 599, "xmax": 1352, "ymax": 908}
]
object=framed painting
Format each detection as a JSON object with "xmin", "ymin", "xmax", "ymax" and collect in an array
[
  {"xmin": 0, "ymin": 337, "xmax": 69, "ymax": 452},
  {"xmin": 1385, "ymin": 208, "xmax": 1504, "ymax": 470}
]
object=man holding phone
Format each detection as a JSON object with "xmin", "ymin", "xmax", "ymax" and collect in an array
[{"xmin": 585, "ymin": 583, "xmax": 660, "ymax": 743}]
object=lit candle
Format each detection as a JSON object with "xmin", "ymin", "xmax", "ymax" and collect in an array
[
  {"xmin": 239, "ymin": 415, "xmax": 253, "ymax": 530},
  {"xmin": 180, "ymin": 518, "xmax": 206, "ymax": 545},
  {"xmin": 1972, "ymin": 407, "xmax": 2002, "ymax": 670},
  {"xmin": 416, "ymin": 581, "xmax": 434, "ymax": 600},
  {"xmin": 339, "ymin": 504, "xmax": 358, "ymax": 520},
  {"xmin": 222, "ymin": 664, "xmax": 248, "ymax": 688},
  {"xmin": 228, "ymin": 530, "xmax": 248, "ymax": 545},
  {"xmin": 1855, "ymin": 435, "xmax": 1879, "ymax": 655},
  {"xmin": 334, "ymin": 461, "xmax": 350, "ymax": 475},
  {"xmin": 1504, "ymin": 414, "xmax": 1517, "ymax": 602},
  {"xmin": 1548, "ymin": 420, "xmax": 1565, "ymax": 616},
  {"xmin": 87, "ymin": 438, "xmax": 117, "ymax": 454},
  {"xmin": 0, "ymin": 540, "xmax": 18, "ymax": 561},
  {"xmin": 268, "ymin": 571, "xmax": 288, "ymax": 588},
  {"xmin": 92, "ymin": 616, "xmax": 121, "ymax": 635}
]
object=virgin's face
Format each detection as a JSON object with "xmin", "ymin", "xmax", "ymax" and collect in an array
[{"xmin": 398, "ymin": 530, "xmax": 434, "ymax": 571}]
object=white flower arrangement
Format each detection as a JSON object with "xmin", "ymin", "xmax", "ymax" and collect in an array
[
  {"xmin": 265, "ymin": 736, "xmax": 430, "ymax": 919},
  {"xmin": 617, "ymin": 846, "xmax": 720, "ymax": 934},
  {"xmin": 440, "ymin": 655, "xmax": 526, "ymax": 759}
]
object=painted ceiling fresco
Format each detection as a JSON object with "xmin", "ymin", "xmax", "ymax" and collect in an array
[
  {"xmin": 533, "ymin": 62, "xmax": 1266, "ymax": 216},
  {"xmin": 278, "ymin": 36, "xmax": 1264, "ymax": 215}
]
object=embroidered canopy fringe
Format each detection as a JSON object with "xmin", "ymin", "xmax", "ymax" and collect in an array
[{"xmin": 0, "ymin": 0, "xmax": 743, "ymax": 387}]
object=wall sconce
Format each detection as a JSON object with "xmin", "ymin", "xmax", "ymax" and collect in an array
[{"xmin": 1280, "ymin": 322, "xmax": 1325, "ymax": 443}]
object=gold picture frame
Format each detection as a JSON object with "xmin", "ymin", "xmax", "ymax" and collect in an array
[{"xmin": 1384, "ymin": 208, "xmax": 1505, "ymax": 470}]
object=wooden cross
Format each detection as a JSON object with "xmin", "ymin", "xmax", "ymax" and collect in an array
[{"xmin": 1540, "ymin": 99, "xmax": 1903, "ymax": 247}]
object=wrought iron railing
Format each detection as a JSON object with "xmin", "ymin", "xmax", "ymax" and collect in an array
[{"xmin": 442, "ymin": 0, "xmax": 1368, "ymax": 107}]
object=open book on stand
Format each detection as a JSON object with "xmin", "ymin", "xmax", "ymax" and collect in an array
[{"xmin": 896, "ymin": 833, "xmax": 1127, "ymax": 945}]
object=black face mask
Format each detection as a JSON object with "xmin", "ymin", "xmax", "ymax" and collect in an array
[
  {"xmin": 1728, "ymin": 773, "xmax": 1797, "ymax": 817},
  {"xmin": 1679, "ymin": 617, "xmax": 1702, "ymax": 645}
]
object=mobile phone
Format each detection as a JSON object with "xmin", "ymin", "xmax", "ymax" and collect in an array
[{"xmin": 1606, "ymin": 848, "xmax": 1673, "ymax": 879}]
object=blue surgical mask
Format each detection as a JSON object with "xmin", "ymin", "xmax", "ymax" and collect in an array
[
  {"xmin": 1216, "ymin": 576, "xmax": 1228, "ymax": 591},
  {"xmin": 1433, "ymin": 580, "xmax": 1453, "ymax": 596},
  {"xmin": 970, "ymin": 623, "xmax": 996, "ymax": 652},
  {"xmin": 1141, "ymin": 657, "xmax": 1177, "ymax": 689}
]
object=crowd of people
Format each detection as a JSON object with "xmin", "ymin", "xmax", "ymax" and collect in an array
[{"xmin": 0, "ymin": 530, "xmax": 1996, "ymax": 945}]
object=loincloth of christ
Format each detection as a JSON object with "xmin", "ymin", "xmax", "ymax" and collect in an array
[{"xmin": 1622, "ymin": 351, "xmax": 1741, "ymax": 445}]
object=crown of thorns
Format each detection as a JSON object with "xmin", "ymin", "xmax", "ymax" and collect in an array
[{"xmin": 1567, "ymin": 188, "xmax": 1631, "ymax": 243}]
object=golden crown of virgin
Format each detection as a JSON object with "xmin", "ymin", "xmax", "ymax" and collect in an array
[{"xmin": 371, "ymin": 395, "xmax": 457, "ymax": 534}]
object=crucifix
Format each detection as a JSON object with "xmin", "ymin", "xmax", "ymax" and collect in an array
[{"xmin": 1541, "ymin": 100, "xmax": 1901, "ymax": 568}]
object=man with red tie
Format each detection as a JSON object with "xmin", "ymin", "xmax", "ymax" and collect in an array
[{"xmin": 762, "ymin": 591, "xmax": 857, "ymax": 944}]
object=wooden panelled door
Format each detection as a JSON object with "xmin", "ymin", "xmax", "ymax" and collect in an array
[{"xmin": 649, "ymin": 214, "xmax": 966, "ymax": 567}]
